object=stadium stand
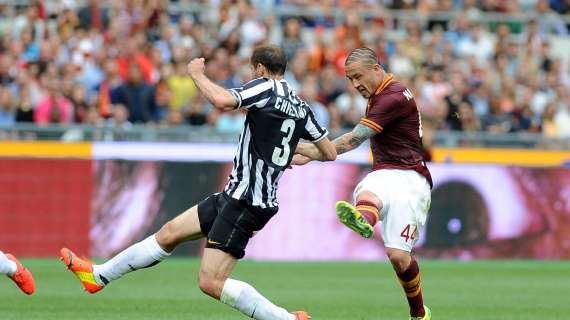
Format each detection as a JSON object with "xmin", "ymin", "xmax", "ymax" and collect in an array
[{"xmin": 0, "ymin": 0, "xmax": 569, "ymax": 149}]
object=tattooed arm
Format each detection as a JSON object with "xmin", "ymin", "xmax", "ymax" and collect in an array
[
  {"xmin": 332, "ymin": 124, "xmax": 376, "ymax": 155},
  {"xmin": 295, "ymin": 124, "xmax": 377, "ymax": 162}
]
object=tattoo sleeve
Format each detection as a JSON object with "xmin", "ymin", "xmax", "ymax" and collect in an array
[{"xmin": 333, "ymin": 124, "xmax": 377, "ymax": 155}]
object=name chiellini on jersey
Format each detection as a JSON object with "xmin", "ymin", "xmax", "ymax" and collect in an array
[{"xmin": 224, "ymin": 77, "xmax": 328, "ymax": 208}]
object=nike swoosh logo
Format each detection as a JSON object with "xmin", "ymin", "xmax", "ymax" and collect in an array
[{"xmin": 207, "ymin": 239, "xmax": 220, "ymax": 245}]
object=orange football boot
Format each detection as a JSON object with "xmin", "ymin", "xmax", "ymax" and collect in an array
[
  {"xmin": 60, "ymin": 248, "xmax": 103, "ymax": 294},
  {"xmin": 5, "ymin": 254, "xmax": 35, "ymax": 295},
  {"xmin": 292, "ymin": 311, "xmax": 311, "ymax": 320}
]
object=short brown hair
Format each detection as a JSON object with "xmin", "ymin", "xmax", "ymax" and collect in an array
[{"xmin": 250, "ymin": 44, "xmax": 287, "ymax": 75}]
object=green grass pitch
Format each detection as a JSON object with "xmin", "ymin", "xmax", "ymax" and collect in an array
[{"xmin": 0, "ymin": 259, "xmax": 567, "ymax": 319}]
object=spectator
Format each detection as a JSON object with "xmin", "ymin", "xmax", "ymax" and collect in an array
[
  {"xmin": 0, "ymin": 0, "xmax": 567, "ymax": 143},
  {"xmin": 70, "ymin": 84, "xmax": 91, "ymax": 123},
  {"xmin": 167, "ymin": 61, "xmax": 196, "ymax": 111},
  {"xmin": 554, "ymin": 90, "xmax": 570, "ymax": 137},
  {"xmin": 400, "ymin": 21, "xmax": 424, "ymax": 67},
  {"xmin": 15, "ymin": 86, "xmax": 34, "ymax": 123},
  {"xmin": 551, "ymin": 0, "xmax": 570, "ymax": 14},
  {"xmin": 455, "ymin": 22, "xmax": 495, "ymax": 65},
  {"xmin": 421, "ymin": 65, "xmax": 452, "ymax": 113},
  {"xmin": 220, "ymin": 29, "xmax": 241, "ymax": 56},
  {"xmin": 445, "ymin": 14, "xmax": 472, "ymax": 56},
  {"xmin": 318, "ymin": 64, "xmax": 343, "ymax": 105},
  {"xmin": 0, "ymin": 87, "xmax": 15, "ymax": 125},
  {"xmin": 164, "ymin": 108, "xmax": 185, "ymax": 127},
  {"xmin": 389, "ymin": 42, "xmax": 415, "ymax": 79},
  {"xmin": 154, "ymin": 77, "xmax": 171, "ymax": 121},
  {"xmin": 77, "ymin": 0, "xmax": 110, "ymax": 31},
  {"xmin": 335, "ymin": 81, "xmax": 367, "ymax": 124},
  {"xmin": 20, "ymin": 27, "xmax": 39, "ymax": 63},
  {"xmin": 187, "ymin": 94, "xmax": 210, "ymax": 126},
  {"xmin": 511, "ymin": 103, "xmax": 537, "ymax": 132},
  {"xmin": 34, "ymin": 78, "xmax": 73, "ymax": 125},
  {"xmin": 113, "ymin": 63, "xmax": 157, "ymax": 123},
  {"xmin": 97, "ymin": 59, "xmax": 123, "ymax": 119},
  {"xmin": 541, "ymin": 103, "xmax": 559, "ymax": 137},
  {"xmin": 281, "ymin": 17, "xmax": 305, "ymax": 60},
  {"xmin": 106, "ymin": 104, "xmax": 132, "ymax": 129},
  {"xmin": 215, "ymin": 110, "xmax": 244, "ymax": 134},
  {"xmin": 457, "ymin": 102, "xmax": 481, "ymax": 132},
  {"xmin": 444, "ymin": 74, "xmax": 469, "ymax": 130},
  {"xmin": 300, "ymin": 75, "xmax": 329, "ymax": 128},
  {"xmin": 467, "ymin": 82, "xmax": 490, "ymax": 118},
  {"xmin": 74, "ymin": 39, "xmax": 104, "ymax": 97},
  {"xmin": 0, "ymin": 55, "xmax": 15, "ymax": 85},
  {"xmin": 237, "ymin": 3, "xmax": 267, "ymax": 58},
  {"xmin": 481, "ymin": 94, "xmax": 513, "ymax": 134},
  {"xmin": 535, "ymin": 0, "xmax": 568, "ymax": 36}
]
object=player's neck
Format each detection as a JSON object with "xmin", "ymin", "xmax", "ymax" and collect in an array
[
  {"xmin": 260, "ymin": 71, "xmax": 283, "ymax": 80},
  {"xmin": 373, "ymin": 71, "xmax": 392, "ymax": 96},
  {"xmin": 373, "ymin": 71, "xmax": 387, "ymax": 95}
]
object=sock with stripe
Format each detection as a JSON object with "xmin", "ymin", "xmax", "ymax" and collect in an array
[
  {"xmin": 356, "ymin": 200, "xmax": 380, "ymax": 226},
  {"xmin": 397, "ymin": 258, "xmax": 425, "ymax": 317},
  {"xmin": 221, "ymin": 278, "xmax": 295, "ymax": 320},
  {"xmin": 0, "ymin": 251, "xmax": 17, "ymax": 276},
  {"xmin": 92, "ymin": 234, "xmax": 170, "ymax": 286}
]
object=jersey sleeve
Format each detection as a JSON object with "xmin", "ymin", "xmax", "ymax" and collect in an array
[
  {"xmin": 228, "ymin": 78, "xmax": 273, "ymax": 110},
  {"xmin": 302, "ymin": 106, "xmax": 329, "ymax": 142},
  {"xmin": 359, "ymin": 95, "xmax": 406, "ymax": 133}
]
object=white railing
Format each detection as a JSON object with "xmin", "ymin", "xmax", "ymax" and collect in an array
[{"xmin": 1, "ymin": 123, "xmax": 569, "ymax": 149}]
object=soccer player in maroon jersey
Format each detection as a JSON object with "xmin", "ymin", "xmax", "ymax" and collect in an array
[{"xmin": 292, "ymin": 47, "xmax": 432, "ymax": 320}]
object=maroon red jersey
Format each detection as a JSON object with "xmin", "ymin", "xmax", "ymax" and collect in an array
[{"xmin": 359, "ymin": 74, "xmax": 433, "ymax": 187}]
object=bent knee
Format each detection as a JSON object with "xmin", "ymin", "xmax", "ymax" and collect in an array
[
  {"xmin": 198, "ymin": 270, "xmax": 225, "ymax": 299},
  {"xmin": 156, "ymin": 221, "xmax": 181, "ymax": 249},
  {"xmin": 386, "ymin": 249, "xmax": 412, "ymax": 274}
]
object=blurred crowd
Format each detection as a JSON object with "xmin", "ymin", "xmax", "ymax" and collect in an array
[
  {"xmin": 0, "ymin": 0, "xmax": 569, "ymax": 139},
  {"xmin": 273, "ymin": 0, "xmax": 570, "ymax": 16}
]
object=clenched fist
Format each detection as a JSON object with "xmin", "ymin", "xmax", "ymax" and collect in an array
[{"xmin": 188, "ymin": 57, "xmax": 206, "ymax": 78}]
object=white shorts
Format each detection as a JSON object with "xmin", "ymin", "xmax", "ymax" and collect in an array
[{"xmin": 354, "ymin": 169, "xmax": 431, "ymax": 252}]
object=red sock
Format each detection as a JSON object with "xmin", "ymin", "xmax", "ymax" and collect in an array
[
  {"xmin": 397, "ymin": 258, "xmax": 425, "ymax": 317},
  {"xmin": 355, "ymin": 200, "xmax": 379, "ymax": 226}
]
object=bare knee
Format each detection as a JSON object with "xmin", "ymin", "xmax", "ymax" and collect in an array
[
  {"xmin": 198, "ymin": 269, "xmax": 225, "ymax": 300},
  {"xmin": 156, "ymin": 220, "xmax": 181, "ymax": 252},
  {"xmin": 386, "ymin": 249, "xmax": 412, "ymax": 274}
]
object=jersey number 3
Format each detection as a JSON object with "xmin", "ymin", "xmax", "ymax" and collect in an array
[{"xmin": 272, "ymin": 119, "xmax": 296, "ymax": 166}]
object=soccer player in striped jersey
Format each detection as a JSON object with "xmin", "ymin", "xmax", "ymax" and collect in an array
[
  {"xmin": 292, "ymin": 47, "xmax": 432, "ymax": 320},
  {"xmin": 0, "ymin": 250, "xmax": 35, "ymax": 295},
  {"xmin": 60, "ymin": 44, "xmax": 336, "ymax": 320}
]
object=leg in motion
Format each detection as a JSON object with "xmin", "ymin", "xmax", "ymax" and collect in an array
[
  {"xmin": 200, "ymin": 248, "xmax": 308, "ymax": 320},
  {"xmin": 0, "ymin": 250, "xmax": 35, "ymax": 295},
  {"xmin": 61, "ymin": 205, "xmax": 204, "ymax": 293},
  {"xmin": 386, "ymin": 248, "xmax": 430, "ymax": 319},
  {"xmin": 336, "ymin": 191, "xmax": 381, "ymax": 238}
]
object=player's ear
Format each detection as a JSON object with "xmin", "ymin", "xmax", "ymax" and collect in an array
[{"xmin": 254, "ymin": 63, "xmax": 265, "ymax": 76}]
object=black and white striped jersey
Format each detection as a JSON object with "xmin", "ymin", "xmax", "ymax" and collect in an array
[{"xmin": 224, "ymin": 77, "xmax": 328, "ymax": 208}]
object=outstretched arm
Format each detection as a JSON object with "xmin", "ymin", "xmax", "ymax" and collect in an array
[
  {"xmin": 295, "ymin": 124, "xmax": 376, "ymax": 161},
  {"xmin": 188, "ymin": 58, "xmax": 237, "ymax": 111}
]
